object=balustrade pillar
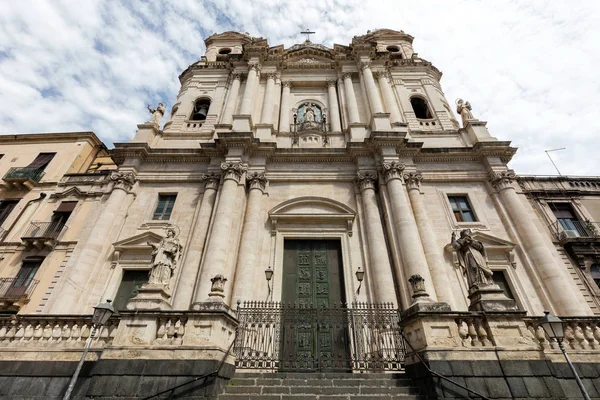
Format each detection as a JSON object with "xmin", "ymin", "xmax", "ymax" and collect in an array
[
  {"xmin": 377, "ymin": 72, "xmax": 402, "ymax": 124},
  {"xmin": 221, "ymin": 73, "xmax": 241, "ymax": 125},
  {"xmin": 260, "ymin": 73, "xmax": 276, "ymax": 124},
  {"xmin": 356, "ymin": 172, "xmax": 397, "ymax": 304},
  {"xmin": 173, "ymin": 174, "xmax": 220, "ymax": 309},
  {"xmin": 327, "ymin": 80, "xmax": 342, "ymax": 132},
  {"xmin": 239, "ymin": 65, "xmax": 259, "ymax": 115},
  {"xmin": 404, "ymin": 172, "xmax": 456, "ymax": 308},
  {"xmin": 381, "ymin": 162, "xmax": 437, "ymax": 300},
  {"xmin": 490, "ymin": 171, "xmax": 591, "ymax": 315},
  {"xmin": 231, "ymin": 172, "xmax": 268, "ymax": 305},
  {"xmin": 279, "ymin": 81, "xmax": 291, "ymax": 132},
  {"xmin": 193, "ymin": 162, "xmax": 247, "ymax": 307},
  {"xmin": 343, "ymin": 74, "xmax": 360, "ymax": 124},
  {"xmin": 360, "ymin": 62, "xmax": 384, "ymax": 114}
]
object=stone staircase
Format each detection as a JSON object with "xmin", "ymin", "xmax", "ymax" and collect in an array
[{"xmin": 218, "ymin": 372, "xmax": 423, "ymax": 400}]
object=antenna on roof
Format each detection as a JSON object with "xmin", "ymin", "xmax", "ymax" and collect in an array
[{"xmin": 545, "ymin": 148, "xmax": 566, "ymax": 176}]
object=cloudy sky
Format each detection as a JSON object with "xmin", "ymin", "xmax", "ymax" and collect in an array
[{"xmin": 1, "ymin": 0, "xmax": 599, "ymax": 175}]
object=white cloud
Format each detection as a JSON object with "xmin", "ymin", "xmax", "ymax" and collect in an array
[{"xmin": 0, "ymin": 0, "xmax": 599, "ymax": 175}]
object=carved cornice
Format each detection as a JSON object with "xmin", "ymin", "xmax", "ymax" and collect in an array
[
  {"xmin": 201, "ymin": 173, "xmax": 221, "ymax": 190},
  {"xmin": 110, "ymin": 171, "xmax": 136, "ymax": 190},
  {"xmin": 355, "ymin": 171, "xmax": 378, "ymax": 192},
  {"xmin": 489, "ymin": 170, "xmax": 517, "ymax": 191},
  {"xmin": 221, "ymin": 162, "xmax": 247, "ymax": 183},
  {"xmin": 247, "ymin": 172, "xmax": 268, "ymax": 192},
  {"xmin": 380, "ymin": 161, "xmax": 406, "ymax": 182},
  {"xmin": 404, "ymin": 172, "xmax": 423, "ymax": 190}
]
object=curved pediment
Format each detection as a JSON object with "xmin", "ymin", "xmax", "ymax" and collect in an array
[{"xmin": 269, "ymin": 197, "xmax": 356, "ymax": 235}]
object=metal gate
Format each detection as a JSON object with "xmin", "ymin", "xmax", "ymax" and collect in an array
[{"xmin": 234, "ymin": 301, "xmax": 405, "ymax": 372}]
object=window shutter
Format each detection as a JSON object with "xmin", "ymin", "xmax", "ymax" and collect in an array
[
  {"xmin": 55, "ymin": 201, "xmax": 77, "ymax": 213},
  {"xmin": 26, "ymin": 153, "xmax": 55, "ymax": 169}
]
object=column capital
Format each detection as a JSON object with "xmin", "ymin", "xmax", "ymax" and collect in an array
[
  {"xmin": 230, "ymin": 72, "xmax": 242, "ymax": 81},
  {"xmin": 380, "ymin": 161, "xmax": 406, "ymax": 182},
  {"xmin": 248, "ymin": 63, "xmax": 261, "ymax": 72},
  {"xmin": 355, "ymin": 171, "xmax": 378, "ymax": 192},
  {"xmin": 266, "ymin": 72, "xmax": 277, "ymax": 80},
  {"xmin": 360, "ymin": 61, "xmax": 372, "ymax": 71},
  {"xmin": 489, "ymin": 170, "xmax": 516, "ymax": 191},
  {"xmin": 247, "ymin": 171, "xmax": 268, "ymax": 192},
  {"xmin": 201, "ymin": 172, "xmax": 221, "ymax": 190},
  {"xmin": 221, "ymin": 162, "xmax": 248, "ymax": 183},
  {"xmin": 109, "ymin": 171, "xmax": 136, "ymax": 191},
  {"xmin": 404, "ymin": 171, "xmax": 423, "ymax": 190},
  {"xmin": 327, "ymin": 79, "xmax": 338, "ymax": 87},
  {"xmin": 282, "ymin": 80, "xmax": 292, "ymax": 88},
  {"xmin": 342, "ymin": 73, "xmax": 354, "ymax": 81}
]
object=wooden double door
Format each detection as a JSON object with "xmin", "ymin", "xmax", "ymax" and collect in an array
[{"xmin": 280, "ymin": 240, "xmax": 350, "ymax": 371}]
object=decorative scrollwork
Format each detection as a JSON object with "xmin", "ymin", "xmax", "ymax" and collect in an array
[
  {"xmin": 221, "ymin": 162, "xmax": 248, "ymax": 183},
  {"xmin": 247, "ymin": 172, "xmax": 268, "ymax": 192},
  {"xmin": 489, "ymin": 170, "xmax": 516, "ymax": 191},
  {"xmin": 109, "ymin": 171, "xmax": 136, "ymax": 190},
  {"xmin": 356, "ymin": 171, "xmax": 378, "ymax": 192},
  {"xmin": 380, "ymin": 161, "xmax": 406, "ymax": 182}
]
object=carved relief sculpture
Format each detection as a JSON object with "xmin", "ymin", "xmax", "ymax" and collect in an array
[
  {"xmin": 451, "ymin": 229, "xmax": 494, "ymax": 290},
  {"xmin": 147, "ymin": 228, "xmax": 182, "ymax": 288}
]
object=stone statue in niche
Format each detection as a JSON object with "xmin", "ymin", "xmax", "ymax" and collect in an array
[
  {"xmin": 147, "ymin": 228, "xmax": 182, "ymax": 287},
  {"xmin": 296, "ymin": 102, "xmax": 325, "ymax": 132},
  {"xmin": 451, "ymin": 229, "xmax": 494, "ymax": 289},
  {"xmin": 455, "ymin": 98, "xmax": 476, "ymax": 127},
  {"xmin": 304, "ymin": 105, "xmax": 315, "ymax": 122},
  {"xmin": 147, "ymin": 102, "xmax": 165, "ymax": 126}
]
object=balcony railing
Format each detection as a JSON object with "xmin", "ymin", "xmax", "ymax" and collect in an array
[
  {"xmin": 291, "ymin": 121, "xmax": 329, "ymax": 133},
  {"xmin": 21, "ymin": 221, "xmax": 67, "ymax": 245},
  {"xmin": 548, "ymin": 220, "xmax": 600, "ymax": 241},
  {"xmin": 3, "ymin": 167, "xmax": 45, "ymax": 183},
  {"xmin": 0, "ymin": 277, "xmax": 39, "ymax": 302}
]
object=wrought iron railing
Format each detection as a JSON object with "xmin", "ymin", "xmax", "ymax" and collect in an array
[
  {"xmin": 234, "ymin": 301, "xmax": 404, "ymax": 372},
  {"xmin": 0, "ymin": 277, "xmax": 39, "ymax": 301},
  {"xmin": 291, "ymin": 121, "xmax": 329, "ymax": 133},
  {"xmin": 548, "ymin": 220, "xmax": 600, "ymax": 241},
  {"xmin": 21, "ymin": 221, "xmax": 67, "ymax": 240},
  {"xmin": 3, "ymin": 167, "xmax": 45, "ymax": 183}
]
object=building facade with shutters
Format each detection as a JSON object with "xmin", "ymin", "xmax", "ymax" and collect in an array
[{"xmin": 1, "ymin": 29, "xmax": 600, "ymax": 399}]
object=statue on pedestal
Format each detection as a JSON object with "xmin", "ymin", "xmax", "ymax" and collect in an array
[
  {"xmin": 451, "ymin": 229, "xmax": 494, "ymax": 289},
  {"xmin": 455, "ymin": 98, "xmax": 476, "ymax": 127},
  {"xmin": 147, "ymin": 228, "xmax": 182, "ymax": 287},
  {"xmin": 147, "ymin": 102, "xmax": 165, "ymax": 126}
]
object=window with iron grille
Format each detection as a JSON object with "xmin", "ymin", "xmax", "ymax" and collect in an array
[
  {"xmin": 153, "ymin": 194, "xmax": 177, "ymax": 220},
  {"xmin": 448, "ymin": 195, "xmax": 477, "ymax": 222}
]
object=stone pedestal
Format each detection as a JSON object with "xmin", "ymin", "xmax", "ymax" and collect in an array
[
  {"xmin": 370, "ymin": 113, "xmax": 392, "ymax": 131},
  {"xmin": 131, "ymin": 123, "xmax": 160, "ymax": 144},
  {"xmin": 254, "ymin": 123, "xmax": 274, "ymax": 141},
  {"xmin": 348, "ymin": 123, "xmax": 368, "ymax": 141},
  {"xmin": 126, "ymin": 283, "xmax": 172, "ymax": 311},
  {"xmin": 232, "ymin": 114, "xmax": 253, "ymax": 132},
  {"xmin": 468, "ymin": 284, "xmax": 518, "ymax": 312},
  {"xmin": 401, "ymin": 274, "xmax": 451, "ymax": 320},
  {"xmin": 464, "ymin": 120, "xmax": 497, "ymax": 143}
]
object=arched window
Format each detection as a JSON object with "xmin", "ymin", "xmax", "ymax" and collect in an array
[
  {"xmin": 191, "ymin": 99, "xmax": 211, "ymax": 121},
  {"xmin": 219, "ymin": 48, "xmax": 232, "ymax": 55},
  {"xmin": 410, "ymin": 97, "xmax": 433, "ymax": 119},
  {"xmin": 591, "ymin": 263, "xmax": 600, "ymax": 289}
]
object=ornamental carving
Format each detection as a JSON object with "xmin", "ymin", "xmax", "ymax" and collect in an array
[
  {"xmin": 266, "ymin": 72, "xmax": 277, "ymax": 80},
  {"xmin": 355, "ymin": 171, "xmax": 378, "ymax": 192},
  {"xmin": 380, "ymin": 161, "xmax": 406, "ymax": 182},
  {"xmin": 326, "ymin": 79, "xmax": 338, "ymax": 87},
  {"xmin": 247, "ymin": 172, "xmax": 268, "ymax": 192},
  {"xmin": 282, "ymin": 81, "xmax": 292, "ymax": 88},
  {"xmin": 109, "ymin": 171, "xmax": 136, "ymax": 190},
  {"xmin": 360, "ymin": 61, "xmax": 371, "ymax": 71},
  {"xmin": 208, "ymin": 274, "xmax": 227, "ymax": 299},
  {"xmin": 201, "ymin": 173, "xmax": 221, "ymax": 190},
  {"xmin": 489, "ymin": 170, "xmax": 516, "ymax": 190},
  {"xmin": 404, "ymin": 172, "xmax": 423, "ymax": 190},
  {"xmin": 221, "ymin": 162, "xmax": 247, "ymax": 183},
  {"xmin": 248, "ymin": 63, "xmax": 261, "ymax": 73}
]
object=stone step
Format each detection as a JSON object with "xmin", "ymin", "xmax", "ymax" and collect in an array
[
  {"xmin": 228, "ymin": 377, "xmax": 413, "ymax": 388},
  {"xmin": 232, "ymin": 372, "xmax": 406, "ymax": 379},
  {"xmin": 223, "ymin": 385, "xmax": 417, "ymax": 395},
  {"xmin": 219, "ymin": 395, "xmax": 423, "ymax": 400}
]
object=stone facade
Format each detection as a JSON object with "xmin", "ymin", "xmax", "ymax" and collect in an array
[{"xmin": 0, "ymin": 29, "xmax": 599, "ymax": 399}]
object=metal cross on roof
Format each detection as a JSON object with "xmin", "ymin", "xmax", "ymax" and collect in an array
[{"xmin": 301, "ymin": 29, "xmax": 315, "ymax": 41}]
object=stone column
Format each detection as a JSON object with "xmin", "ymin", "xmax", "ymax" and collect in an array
[
  {"xmin": 231, "ymin": 172, "xmax": 268, "ymax": 305},
  {"xmin": 327, "ymin": 79, "xmax": 342, "ymax": 132},
  {"xmin": 404, "ymin": 172, "xmax": 457, "ymax": 308},
  {"xmin": 377, "ymin": 72, "xmax": 402, "ymax": 124},
  {"xmin": 279, "ymin": 81, "xmax": 291, "ymax": 132},
  {"xmin": 173, "ymin": 173, "xmax": 220, "ymax": 309},
  {"xmin": 381, "ymin": 162, "xmax": 437, "ymax": 300},
  {"xmin": 193, "ymin": 162, "xmax": 247, "ymax": 308},
  {"xmin": 490, "ymin": 171, "xmax": 591, "ymax": 315},
  {"xmin": 360, "ymin": 62, "xmax": 384, "ymax": 114},
  {"xmin": 260, "ymin": 73, "xmax": 276, "ymax": 124},
  {"xmin": 221, "ymin": 73, "xmax": 241, "ymax": 124},
  {"xmin": 356, "ymin": 172, "xmax": 397, "ymax": 304},
  {"xmin": 239, "ymin": 64, "xmax": 259, "ymax": 115},
  {"xmin": 343, "ymin": 74, "xmax": 360, "ymax": 124},
  {"xmin": 51, "ymin": 171, "xmax": 136, "ymax": 312}
]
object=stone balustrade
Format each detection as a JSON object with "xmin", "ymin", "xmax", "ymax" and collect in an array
[
  {"xmin": 153, "ymin": 315, "xmax": 188, "ymax": 345},
  {"xmin": 0, "ymin": 315, "xmax": 120, "ymax": 348},
  {"xmin": 455, "ymin": 315, "xmax": 493, "ymax": 347},
  {"xmin": 525, "ymin": 316, "xmax": 600, "ymax": 350}
]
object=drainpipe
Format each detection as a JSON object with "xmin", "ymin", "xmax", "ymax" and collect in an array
[{"xmin": 1, "ymin": 192, "xmax": 47, "ymax": 241}]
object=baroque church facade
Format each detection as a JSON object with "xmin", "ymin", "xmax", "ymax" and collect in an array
[{"xmin": 1, "ymin": 29, "xmax": 600, "ymax": 399}]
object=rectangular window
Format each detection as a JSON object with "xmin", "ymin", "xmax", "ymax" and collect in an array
[
  {"xmin": 0, "ymin": 200, "xmax": 19, "ymax": 225},
  {"xmin": 26, "ymin": 153, "xmax": 56, "ymax": 170},
  {"xmin": 549, "ymin": 203, "xmax": 587, "ymax": 236},
  {"xmin": 492, "ymin": 270, "xmax": 515, "ymax": 300},
  {"xmin": 113, "ymin": 270, "xmax": 149, "ymax": 311},
  {"xmin": 448, "ymin": 195, "xmax": 476, "ymax": 222},
  {"xmin": 153, "ymin": 194, "xmax": 177, "ymax": 220},
  {"xmin": 4, "ymin": 259, "xmax": 42, "ymax": 299}
]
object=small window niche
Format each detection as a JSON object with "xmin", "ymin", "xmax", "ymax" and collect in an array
[
  {"xmin": 410, "ymin": 97, "xmax": 433, "ymax": 119},
  {"xmin": 191, "ymin": 99, "xmax": 211, "ymax": 121}
]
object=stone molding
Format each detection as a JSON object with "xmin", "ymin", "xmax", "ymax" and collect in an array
[
  {"xmin": 220, "ymin": 162, "xmax": 247, "ymax": 183},
  {"xmin": 489, "ymin": 170, "xmax": 517, "ymax": 191},
  {"xmin": 247, "ymin": 171, "xmax": 268, "ymax": 192},
  {"xmin": 109, "ymin": 171, "xmax": 136, "ymax": 190},
  {"xmin": 404, "ymin": 171, "xmax": 423, "ymax": 190},
  {"xmin": 380, "ymin": 161, "xmax": 406, "ymax": 182},
  {"xmin": 201, "ymin": 173, "xmax": 221, "ymax": 190},
  {"xmin": 355, "ymin": 171, "xmax": 378, "ymax": 192}
]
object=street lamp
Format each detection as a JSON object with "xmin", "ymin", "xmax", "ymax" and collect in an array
[
  {"xmin": 265, "ymin": 267, "xmax": 274, "ymax": 300},
  {"xmin": 539, "ymin": 311, "xmax": 591, "ymax": 400},
  {"xmin": 355, "ymin": 268, "xmax": 365, "ymax": 295},
  {"xmin": 62, "ymin": 299, "xmax": 115, "ymax": 400}
]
